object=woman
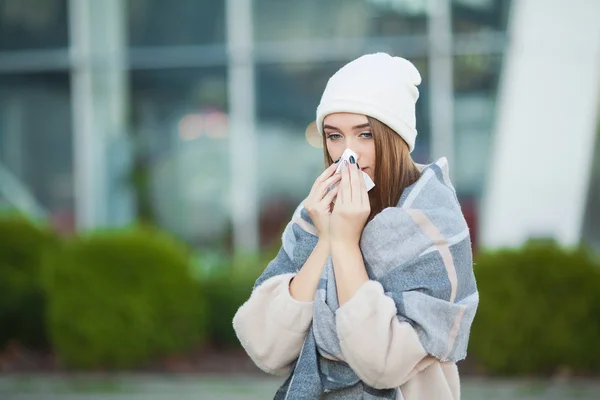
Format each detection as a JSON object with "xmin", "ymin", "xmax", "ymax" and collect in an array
[{"xmin": 233, "ymin": 53, "xmax": 479, "ymax": 399}]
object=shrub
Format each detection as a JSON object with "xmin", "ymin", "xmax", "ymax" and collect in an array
[
  {"xmin": 0, "ymin": 214, "xmax": 58, "ymax": 349},
  {"xmin": 470, "ymin": 240, "xmax": 600, "ymax": 376},
  {"xmin": 199, "ymin": 252, "xmax": 264, "ymax": 348},
  {"xmin": 42, "ymin": 227, "xmax": 206, "ymax": 369}
]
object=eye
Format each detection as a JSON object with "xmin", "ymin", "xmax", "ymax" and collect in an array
[
  {"xmin": 326, "ymin": 133, "xmax": 342, "ymax": 140},
  {"xmin": 360, "ymin": 131, "xmax": 372, "ymax": 138}
]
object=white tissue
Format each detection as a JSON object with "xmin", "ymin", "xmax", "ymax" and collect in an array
[{"xmin": 335, "ymin": 148, "xmax": 375, "ymax": 192}]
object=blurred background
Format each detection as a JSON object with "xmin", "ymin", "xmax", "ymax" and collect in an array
[{"xmin": 0, "ymin": 0, "xmax": 599, "ymax": 399}]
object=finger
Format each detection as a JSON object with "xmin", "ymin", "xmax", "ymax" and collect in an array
[
  {"xmin": 354, "ymin": 163, "xmax": 368, "ymax": 204},
  {"xmin": 359, "ymin": 169, "xmax": 369, "ymax": 205},
  {"xmin": 310, "ymin": 162, "xmax": 339, "ymax": 194},
  {"xmin": 320, "ymin": 161, "xmax": 339, "ymax": 181},
  {"xmin": 340, "ymin": 160, "xmax": 352, "ymax": 204},
  {"xmin": 349, "ymin": 160, "xmax": 362, "ymax": 204},
  {"xmin": 321, "ymin": 184, "xmax": 339, "ymax": 206},
  {"xmin": 317, "ymin": 174, "xmax": 342, "ymax": 199}
]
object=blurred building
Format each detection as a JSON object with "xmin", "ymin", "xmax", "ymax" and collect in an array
[
  {"xmin": 480, "ymin": 0, "xmax": 600, "ymax": 252},
  {"xmin": 0, "ymin": 0, "xmax": 598, "ymax": 253}
]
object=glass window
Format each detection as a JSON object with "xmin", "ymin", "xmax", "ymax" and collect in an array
[
  {"xmin": 453, "ymin": 53, "xmax": 503, "ymax": 196},
  {"xmin": 128, "ymin": 0, "xmax": 226, "ymax": 46},
  {"xmin": 256, "ymin": 62, "xmax": 337, "ymax": 248},
  {"xmin": 0, "ymin": 72, "xmax": 73, "ymax": 232},
  {"xmin": 582, "ymin": 128, "xmax": 600, "ymax": 253},
  {"xmin": 0, "ymin": 0, "xmax": 68, "ymax": 50},
  {"xmin": 129, "ymin": 67, "xmax": 229, "ymax": 247},
  {"xmin": 452, "ymin": 0, "xmax": 511, "ymax": 34},
  {"xmin": 253, "ymin": 0, "xmax": 427, "ymax": 42},
  {"xmin": 452, "ymin": 53, "xmax": 503, "ymax": 250},
  {"xmin": 257, "ymin": 56, "xmax": 430, "ymax": 147}
]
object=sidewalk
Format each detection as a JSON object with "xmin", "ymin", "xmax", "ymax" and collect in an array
[{"xmin": 1, "ymin": 374, "xmax": 599, "ymax": 399}]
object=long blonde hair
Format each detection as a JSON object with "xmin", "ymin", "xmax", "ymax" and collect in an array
[{"xmin": 322, "ymin": 117, "xmax": 421, "ymax": 221}]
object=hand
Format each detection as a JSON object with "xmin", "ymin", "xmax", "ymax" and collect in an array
[
  {"xmin": 330, "ymin": 159, "xmax": 370, "ymax": 245},
  {"xmin": 304, "ymin": 162, "xmax": 341, "ymax": 240}
]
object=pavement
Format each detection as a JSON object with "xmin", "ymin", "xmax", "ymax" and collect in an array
[{"xmin": 0, "ymin": 374, "xmax": 599, "ymax": 399}]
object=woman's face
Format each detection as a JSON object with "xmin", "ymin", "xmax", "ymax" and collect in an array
[{"xmin": 323, "ymin": 113, "xmax": 376, "ymax": 180}]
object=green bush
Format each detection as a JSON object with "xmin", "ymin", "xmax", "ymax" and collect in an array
[
  {"xmin": 0, "ymin": 214, "xmax": 58, "ymax": 349},
  {"xmin": 470, "ymin": 240, "xmax": 600, "ymax": 376},
  {"xmin": 199, "ymin": 252, "xmax": 265, "ymax": 348},
  {"xmin": 42, "ymin": 227, "xmax": 206, "ymax": 369}
]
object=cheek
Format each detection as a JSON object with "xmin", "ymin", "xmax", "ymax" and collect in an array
[
  {"xmin": 363, "ymin": 143, "xmax": 376, "ymax": 178},
  {"xmin": 362, "ymin": 142, "xmax": 376, "ymax": 165}
]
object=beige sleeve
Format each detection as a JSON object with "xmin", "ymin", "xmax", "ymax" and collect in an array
[
  {"xmin": 232, "ymin": 273, "xmax": 313, "ymax": 376},
  {"xmin": 335, "ymin": 280, "xmax": 432, "ymax": 389}
]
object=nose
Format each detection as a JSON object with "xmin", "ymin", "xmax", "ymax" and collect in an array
[{"xmin": 345, "ymin": 140, "xmax": 361, "ymax": 163}]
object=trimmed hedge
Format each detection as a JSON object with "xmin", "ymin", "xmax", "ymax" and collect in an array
[
  {"xmin": 198, "ymin": 251, "xmax": 270, "ymax": 348},
  {"xmin": 201, "ymin": 270, "xmax": 256, "ymax": 348},
  {"xmin": 42, "ymin": 227, "xmax": 206, "ymax": 369},
  {"xmin": 4, "ymin": 211, "xmax": 598, "ymax": 377},
  {"xmin": 470, "ymin": 240, "xmax": 600, "ymax": 376},
  {"xmin": 0, "ymin": 214, "xmax": 58, "ymax": 349}
]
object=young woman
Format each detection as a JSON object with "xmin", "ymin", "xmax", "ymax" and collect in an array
[{"xmin": 233, "ymin": 53, "xmax": 479, "ymax": 400}]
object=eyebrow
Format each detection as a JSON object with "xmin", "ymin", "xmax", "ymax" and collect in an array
[{"xmin": 323, "ymin": 123, "xmax": 370, "ymax": 131}]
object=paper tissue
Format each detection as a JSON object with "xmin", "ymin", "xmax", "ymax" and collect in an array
[{"xmin": 331, "ymin": 148, "xmax": 375, "ymax": 194}]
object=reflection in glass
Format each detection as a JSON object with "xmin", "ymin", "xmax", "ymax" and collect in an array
[
  {"xmin": 0, "ymin": 73, "xmax": 73, "ymax": 232},
  {"xmin": 582, "ymin": 127, "xmax": 600, "ymax": 253},
  {"xmin": 0, "ymin": 0, "xmax": 68, "ymax": 50},
  {"xmin": 453, "ymin": 54, "xmax": 503, "ymax": 250},
  {"xmin": 452, "ymin": 0, "xmax": 511, "ymax": 34},
  {"xmin": 254, "ymin": 0, "xmax": 427, "ymax": 42},
  {"xmin": 128, "ymin": 0, "xmax": 225, "ymax": 46},
  {"xmin": 453, "ymin": 54, "xmax": 502, "ymax": 196},
  {"xmin": 129, "ymin": 67, "xmax": 229, "ymax": 247}
]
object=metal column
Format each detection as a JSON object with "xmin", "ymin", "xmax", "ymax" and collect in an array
[
  {"xmin": 226, "ymin": 0, "xmax": 260, "ymax": 255},
  {"xmin": 69, "ymin": 0, "xmax": 131, "ymax": 230},
  {"xmin": 427, "ymin": 0, "xmax": 455, "ymax": 169}
]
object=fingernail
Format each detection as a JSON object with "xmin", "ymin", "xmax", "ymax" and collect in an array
[
  {"xmin": 357, "ymin": 163, "xmax": 361, "ymax": 169},
  {"xmin": 334, "ymin": 157, "xmax": 340, "ymax": 163},
  {"xmin": 349, "ymin": 155, "xmax": 355, "ymax": 164}
]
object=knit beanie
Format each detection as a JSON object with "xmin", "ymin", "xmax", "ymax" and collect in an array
[{"xmin": 312, "ymin": 53, "xmax": 422, "ymax": 152}]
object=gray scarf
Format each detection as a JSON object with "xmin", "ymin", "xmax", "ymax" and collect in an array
[{"xmin": 254, "ymin": 158, "xmax": 479, "ymax": 399}]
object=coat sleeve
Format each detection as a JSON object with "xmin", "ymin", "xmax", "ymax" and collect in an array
[
  {"xmin": 232, "ymin": 273, "xmax": 313, "ymax": 376},
  {"xmin": 335, "ymin": 280, "xmax": 434, "ymax": 389}
]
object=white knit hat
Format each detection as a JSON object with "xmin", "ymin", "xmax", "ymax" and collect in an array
[{"xmin": 311, "ymin": 53, "xmax": 422, "ymax": 152}]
